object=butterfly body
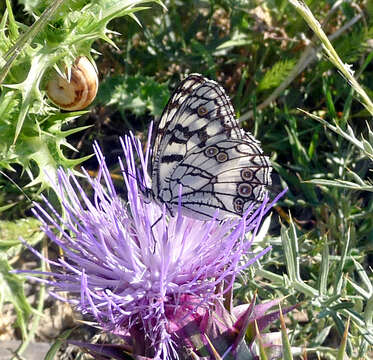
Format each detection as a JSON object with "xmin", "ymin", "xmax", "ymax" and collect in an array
[{"xmin": 149, "ymin": 74, "xmax": 271, "ymax": 221}]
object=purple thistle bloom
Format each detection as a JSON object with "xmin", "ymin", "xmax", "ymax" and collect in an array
[{"xmin": 23, "ymin": 130, "xmax": 286, "ymax": 359}]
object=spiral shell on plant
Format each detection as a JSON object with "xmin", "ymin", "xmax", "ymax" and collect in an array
[{"xmin": 46, "ymin": 56, "xmax": 98, "ymax": 111}]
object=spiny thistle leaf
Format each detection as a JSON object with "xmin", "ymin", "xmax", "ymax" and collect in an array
[{"xmin": 0, "ymin": 0, "xmax": 164, "ymax": 190}]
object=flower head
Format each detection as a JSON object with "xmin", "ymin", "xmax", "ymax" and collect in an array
[{"xmin": 25, "ymin": 131, "xmax": 285, "ymax": 359}]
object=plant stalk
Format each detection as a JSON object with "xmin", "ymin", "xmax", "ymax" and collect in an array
[{"xmin": 0, "ymin": 0, "xmax": 67, "ymax": 85}]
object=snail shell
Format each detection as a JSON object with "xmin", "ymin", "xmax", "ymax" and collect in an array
[{"xmin": 46, "ymin": 56, "xmax": 98, "ymax": 111}]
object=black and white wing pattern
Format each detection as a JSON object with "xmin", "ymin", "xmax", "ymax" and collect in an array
[{"xmin": 150, "ymin": 74, "xmax": 271, "ymax": 221}]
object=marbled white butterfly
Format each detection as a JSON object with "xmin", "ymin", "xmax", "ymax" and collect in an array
[{"xmin": 148, "ymin": 73, "xmax": 271, "ymax": 221}]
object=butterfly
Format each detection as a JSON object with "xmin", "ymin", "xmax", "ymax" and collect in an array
[{"xmin": 146, "ymin": 73, "xmax": 271, "ymax": 221}]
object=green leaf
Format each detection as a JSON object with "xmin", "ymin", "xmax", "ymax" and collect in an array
[
  {"xmin": 255, "ymin": 321, "xmax": 269, "ymax": 360},
  {"xmin": 318, "ymin": 238, "xmax": 329, "ymax": 296},
  {"xmin": 257, "ymin": 59, "xmax": 296, "ymax": 92},
  {"xmin": 0, "ymin": 258, "xmax": 34, "ymax": 339},
  {"xmin": 43, "ymin": 328, "xmax": 75, "ymax": 360},
  {"xmin": 98, "ymin": 74, "xmax": 170, "ymax": 118},
  {"xmin": 0, "ymin": 218, "xmax": 43, "ymax": 252},
  {"xmin": 306, "ymin": 179, "xmax": 373, "ymax": 192},
  {"xmin": 279, "ymin": 306, "xmax": 293, "ymax": 360},
  {"xmin": 336, "ymin": 317, "xmax": 350, "ymax": 360}
]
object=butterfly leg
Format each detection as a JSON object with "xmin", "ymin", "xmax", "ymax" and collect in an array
[{"xmin": 149, "ymin": 213, "xmax": 163, "ymax": 253}]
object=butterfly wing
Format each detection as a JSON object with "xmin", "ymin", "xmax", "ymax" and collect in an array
[
  {"xmin": 151, "ymin": 75, "xmax": 238, "ymax": 190},
  {"xmin": 151, "ymin": 74, "xmax": 271, "ymax": 220},
  {"xmin": 166, "ymin": 138, "xmax": 271, "ymax": 220}
]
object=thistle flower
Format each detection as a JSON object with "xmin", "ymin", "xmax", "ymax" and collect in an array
[{"xmin": 23, "ymin": 130, "xmax": 287, "ymax": 359}]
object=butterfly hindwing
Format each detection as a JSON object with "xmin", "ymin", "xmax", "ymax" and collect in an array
[
  {"xmin": 150, "ymin": 74, "xmax": 271, "ymax": 220},
  {"xmin": 164, "ymin": 139, "xmax": 270, "ymax": 220}
]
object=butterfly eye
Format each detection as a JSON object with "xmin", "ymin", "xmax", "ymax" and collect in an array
[
  {"xmin": 238, "ymin": 183, "xmax": 252, "ymax": 197},
  {"xmin": 197, "ymin": 105, "xmax": 208, "ymax": 116},
  {"xmin": 216, "ymin": 152, "xmax": 228, "ymax": 162},
  {"xmin": 205, "ymin": 146, "xmax": 219, "ymax": 157},
  {"xmin": 241, "ymin": 168, "xmax": 254, "ymax": 181},
  {"xmin": 233, "ymin": 197, "xmax": 244, "ymax": 213}
]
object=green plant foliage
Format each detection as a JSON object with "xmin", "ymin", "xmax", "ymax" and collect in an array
[
  {"xmin": 0, "ymin": 217, "xmax": 42, "ymax": 252},
  {"xmin": 97, "ymin": 74, "xmax": 170, "ymax": 118},
  {"xmin": 0, "ymin": 0, "xmax": 163, "ymax": 191},
  {"xmin": 0, "ymin": 217, "xmax": 43, "ymax": 340},
  {"xmin": 1, "ymin": 0, "xmax": 372, "ymax": 358},
  {"xmin": 257, "ymin": 59, "xmax": 296, "ymax": 92}
]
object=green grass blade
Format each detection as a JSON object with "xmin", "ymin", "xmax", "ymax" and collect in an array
[
  {"xmin": 254, "ymin": 321, "xmax": 269, "ymax": 360},
  {"xmin": 43, "ymin": 328, "xmax": 75, "ymax": 360},
  {"xmin": 336, "ymin": 317, "xmax": 350, "ymax": 360},
  {"xmin": 288, "ymin": 0, "xmax": 373, "ymax": 115},
  {"xmin": 279, "ymin": 305, "xmax": 293, "ymax": 360},
  {"xmin": 319, "ymin": 237, "xmax": 329, "ymax": 296}
]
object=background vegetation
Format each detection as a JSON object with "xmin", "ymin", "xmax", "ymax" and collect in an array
[{"xmin": 0, "ymin": 0, "xmax": 372, "ymax": 359}]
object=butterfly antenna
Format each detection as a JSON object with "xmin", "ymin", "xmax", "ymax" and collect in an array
[
  {"xmin": 136, "ymin": 167, "xmax": 149, "ymax": 194},
  {"xmin": 119, "ymin": 161, "xmax": 151, "ymax": 196}
]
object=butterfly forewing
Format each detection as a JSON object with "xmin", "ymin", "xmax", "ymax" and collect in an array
[{"xmin": 150, "ymin": 74, "xmax": 271, "ymax": 220}]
